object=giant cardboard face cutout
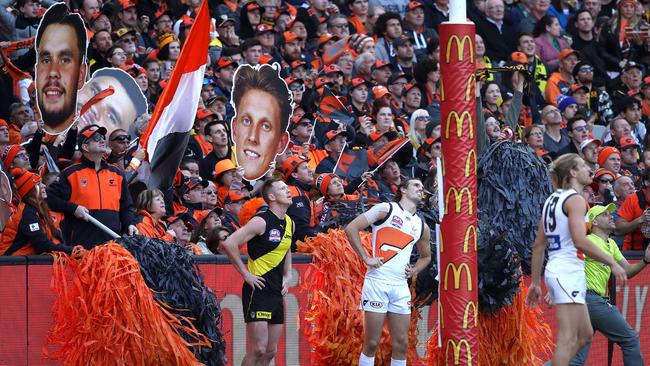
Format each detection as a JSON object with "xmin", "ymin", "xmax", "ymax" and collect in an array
[
  {"xmin": 35, "ymin": 3, "xmax": 88, "ymax": 135},
  {"xmin": 230, "ymin": 63, "xmax": 292, "ymax": 181},
  {"xmin": 76, "ymin": 68, "xmax": 147, "ymax": 138}
]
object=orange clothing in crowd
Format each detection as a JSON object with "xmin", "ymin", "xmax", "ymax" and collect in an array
[
  {"xmin": 545, "ymin": 72, "xmax": 569, "ymax": 106},
  {"xmin": 135, "ymin": 210, "xmax": 174, "ymax": 241}
]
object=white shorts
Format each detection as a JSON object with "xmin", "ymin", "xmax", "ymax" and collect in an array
[
  {"xmin": 360, "ymin": 277, "xmax": 411, "ymax": 314},
  {"xmin": 544, "ymin": 272, "xmax": 586, "ymax": 305}
]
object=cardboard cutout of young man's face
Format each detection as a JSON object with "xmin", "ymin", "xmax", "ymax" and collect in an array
[
  {"xmin": 76, "ymin": 68, "xmax": 147, "ymax": 138},
  {"xmin": 230, "ymin": 64, "xmax": 291, "ymax": 181},
  {"xmin": 35, "ymin": 6, "xmax": 88, "ymax": 135}
]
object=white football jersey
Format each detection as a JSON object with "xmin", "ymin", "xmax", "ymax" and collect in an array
[
  {"xmin": 541, "ymin": 189, "xmax": 585, "ymax": 275},
  {"xmin": 364, "ymin": 202, "xmax": 423, "ymax": 284}
]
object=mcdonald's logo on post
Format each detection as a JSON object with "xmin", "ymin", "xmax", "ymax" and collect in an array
[
  {"xmin": 445, "ymin": 187, "xmax": 473, "ymax": 215},
  {"xmin": 463, "ymin": 301, "xmax": 478, "ymax": 329},
  {"xmin": 464, "ymin": 149, "xmax": 477, "ymax": 177},
  {"xmin": 445, "ymin": 338, "xmax": 473, "ymax": 365},
  {"xmin": 465, "ymin": 73, "xmax": 476, "ymax": 102},
  {"xmin": 445, "ymin": 35, "xmax": 474, "ymax": 64},
  {"xmin": 439, "ymin": 78, "xmax": 445, "ymax": 101},
  {"xmin": 463, "ymin": 224, "xmax": 477, "ymax": 253},
  {"xmin": 444, "ymin": 262, "xmax": 473, "ymax": 291},
  {"xmin": 445, "ymin": 111, "xmax": 474, "ymax": 139}
]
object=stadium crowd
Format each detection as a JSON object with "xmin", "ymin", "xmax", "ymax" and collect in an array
[{"xmin": 0, "ymin": 0, "xmax": 649, "ymax": 256}]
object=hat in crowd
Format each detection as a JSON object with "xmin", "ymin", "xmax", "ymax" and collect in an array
[
  {"xmin": 619, "ymin": 136, "xmax": 640, "ymax": 150},
  {"xmin": 388, "ymin": 72, "xmax": 410, "ymax": 85},
  {"xmin": 402, "ymin": 83, "xmax": 419, "ymax": 96},
  {"xmin": 598, "ymin": 146, "xmax": 621, "ymax": 166},
  {"xmin": 559, "ymin": 48, "xmax": 579, "ymax": 61},
  {"xmin": 121, "ymin": 63, "xmax": 146, "ymax": 77},
  {"xmin": 112, "ymin": 27, "xmax": 136, "ymax": 41},
  {"xmin": 579, "ymin": 138, "xmax": 601, "ymax": 151},
  {"xmin": 510, "ymin": 51, "xmax": 528, "ymax": 64},
  {"xmin": 217, "ymin": 14, "xmax": 236, "ymax": 27},
  {"xmin": 196, "ymin": 108, "xmax": 216, "ymax": 120},
  {"xmin": 179, "ymin": 177, "xmax": 208, "ymax": 195},
  {"xmin": 372, "ymin": 85, "xmax": 390, "ymax": 99},
  {"xmin": 572, "ymin": 61, "xmax": 594, "ymax": 78},
  {"xmin": 284, "ymin": 76, "xmax": 304, "ymax": 86},
  {"xmin": 117, "ymin": 0, "xmax": 136, "ymax": 11},
  {"xmin": 372, "ymin": 60, "xmax": 393, "ymax": 72},
  {"xmin": 77, "ymin": 124, "xmax": 107, "ymax": 146},
  {"xmin": 369, "ymin": 130, "xmax": 398, "ymax": 142},
  {"xmin": 318, "ymin": 33, "xmax": 339, "ymax": 48},
  {"xmin": 153, "ymin": 9, "xmax": 173, "ymax": 22},
  {"xmin": 158, "ymin": 32, "xmax": 179, "ymax": 49},
  {"xmin": 587, "ymin": 203, "xmax": 616, "ymax": 224},
  {"xmin": 623, "ymin": 60, "xmax": 645, "ymax": 74},
  {"xmin": 11, "ymin": 168, "xmax": 41, "ymax": 197},
  {"xmin": 315, "ymin": 173, "xmax": 336, "ymax": 196},
  {"xmin": 206, "ymin": 95, "xmax": 227, "ymax": 107},
  {"xmin": 557, "ymin": 95, "xmax": 578, "ymax": 112},
  {"xmin": 323, "ymin": 64, "xmax": 343, "ymax": 75},
  {"xmin": 351, "ymin": 77, "xmax": 371, "ymax": 89},
  {"xmin": 325, "ymin": 130, "xmax": 346, "ymax": 144},
  {"xmin": 214, "ymin": 159, "xmax": 236, "ymax": 180},
  {"xmin": 1, "ymin": 145, "xmax": 21, "ymax": 170},
  {"xmin": 0, "ymin": 119, "xmax": 7, "ymax": 128},
  {"xmin": 256, "ymin": 23, "xmax": 274, "ymax": 35},
  {"xmin": 280, "ymin": 154, "xmax": 309, "ymax": 179},
  {"xmin": 314, "ymin": 77, "xmax": 333, "ymax": 89},
  {"xmin": 245, "ymin": 1, "xmax": 262, "ymax": 12},
  {"xmin": 290, "ymin": 60, "xmax": 306, "ymax": 70},
  {"xmin": 224, "ymin": 190, "xmax": 247, "ymax": 204},
  {"xmin": 168, "ymin": 212, "xmax": 194, "ymax": 231},
  {"xmin": 569, "ymin": 84, "xmax": 589, "ymax": 95},
  {"xmin": 283, "ymin": 31, "xmax": 302, "ymax": 43},
  {"xmin": 215, "ymin": 57, "xmax": 238, "ymax": 71},
  {"xmin": 348, "ymin": 33, "xmax": 373, "ymax": 54},
  {"xmin": 407, "ymin": 1, "xmax": 424, "ymax": 11},
  {"xmin": 392, "ymin": 34, "xmax": 413, "ymax": 49}
]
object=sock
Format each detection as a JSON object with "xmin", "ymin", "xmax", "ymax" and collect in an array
[
  {"xmin": 359, "ymin": 353, "xmax": 375, "ymax": 366},
  {"xmin": 390, "ymin": 358, "xmax": 406, "ymax": 366}
]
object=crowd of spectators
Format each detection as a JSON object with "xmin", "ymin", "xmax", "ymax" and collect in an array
[{"xmin": 1, "ymin": 0, "xmax": 650, "ymax": 256}]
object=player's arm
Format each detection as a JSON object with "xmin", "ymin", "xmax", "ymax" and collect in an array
[
  {"xmin": 344, "ymin": 204, "xmax": 388, "ymax": 268},
  {"xmin": 406, "ymin": 224, "xmax": 431, "ymax": 278},
  {"xmin": 282, "ymin": 224, "xmax": 294, "ymax": 295},
  {"xmin": 566, "ymin": 195, "xmax": 627, "ymax": 283},
  {"xmin": 221, "ymin": 216, "xmax": 267, "ymax": 289}
]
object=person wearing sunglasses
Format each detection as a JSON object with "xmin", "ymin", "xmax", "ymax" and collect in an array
[
  {"xmin": 566, "ymin": 115, "xmax": 591, "ymax": 154},
  {"xmin": 588, "ymin": 168, "xmax": 616, "ymax": 205},
  {"xmin": 46, "ymin": 124, "xmax": 139, "ymax": 248}
]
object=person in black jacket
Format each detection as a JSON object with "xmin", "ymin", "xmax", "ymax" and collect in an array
[{"xmin": 46, "ymin": 124, "xmax": 137, "ymax": 248}]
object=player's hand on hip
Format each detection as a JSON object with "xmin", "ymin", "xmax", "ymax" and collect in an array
[
  {"xmin": 611, "ymin": 262, "xmax": 627, "ymax": 284},
  {"xmin": 244, "ymin": 272, "xmax": 266, "ymax": 289},
  {"xmin": 364, "ymin": 257, "xmax": 383, "ymax": 269},
  {"xmin": 525, "ymin": 284, "xmax": 542, "ymax": 307}
]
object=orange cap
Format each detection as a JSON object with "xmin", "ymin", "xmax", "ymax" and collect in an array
[
  {"xmin": 598, "ymin": 146, "xmax": 620, "ymax": 166},
  {"xmin": 315, "ymin": 173, "xmax": 335, "ymax": 196},
  {"xmin": 214, "ymin": 159, "xmax": 236, "ymax": 180},
  {"xmin": 280, "ymin": 154, "xmax": 309, "ymax": 179},
  {"xmin": 12, "ymin": 168, "xmax": 40, "ymax": 197}
]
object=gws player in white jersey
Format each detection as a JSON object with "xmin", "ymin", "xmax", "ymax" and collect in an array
[
  {"xmin": 345, "ymin": 178, "xmax": 432, "ymax": 366},
  {"xmin": 526, "ymin": 154, "xmax": 627, "ymax": 366}
]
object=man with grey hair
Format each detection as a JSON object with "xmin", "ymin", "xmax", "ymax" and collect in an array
[
  {"xmin": 354, "ymin": 52, "xmax": 376, "ymax": 81},
  {"xmin": 327, "ymin": 14, "xmax": 351, "ymax": 38},
  {"xmin": 475, "ymin": 0, "xmax": 517, "ymax": 64}
]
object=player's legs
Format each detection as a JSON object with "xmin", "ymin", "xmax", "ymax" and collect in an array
[
  {"xmin": 362, "ymin": 311, "xmax": 387, "ymax": 357},
  {"xmin": 259, "ymin": 323, "xmax": 283, "ymax": 365},
  {"xmin": 552, "ymin": 303, "xmax": 593, "ymax": 366},
  {"xmin": 243, "ymin": 321, "xmax": 269, "ymax": 366},
  {"xmin": 387, "ymin": 312, "xmax": 411, "ymax": 363}
]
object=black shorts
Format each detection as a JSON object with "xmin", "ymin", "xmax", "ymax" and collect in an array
[{"xmin": 242, "ymin": 283, "xmax": 284, "ymax": 324}]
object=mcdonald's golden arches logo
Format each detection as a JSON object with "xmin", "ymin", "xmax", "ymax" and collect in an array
[
  {"xmin": 465, "ymin": 73, "xmax": 476, "ymax": 101},
  {"xmin": 463, "ymin": 301, "xmax": 478, "ymax": 329},
  {"xmin": 445, "ymin": 35, "xmax": 474, "ymax": 64},
  {"xmin": 445, "ymin": 187, "xmax": 473, "ymax": 215},
  {"xmin": 440, "ymin": 78, "xmax": 445, "ymax": 101},
  {"xmin": 465, "ymin": 149, "xmax": 477, "ymax": 177},
  {"xmin": 445, "ymin": 338, "xmax": 473, "ymax": 365},
  {"xmin": 445, "ymin": 111, "xmax": 474, "ymax": 139},
  {"xmin": 463, "ymin": 224, "xmax": 477, "ymax": 253},
  {"xmin": 439, "ymin": 301, "xmax": 445, "ymax": 329},
  {"xmin": 443, "ymin": 262, "xmax": 473, "ymax": 291}
]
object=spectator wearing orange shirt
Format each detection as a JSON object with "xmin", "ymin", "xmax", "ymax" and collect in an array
[
  {"xmin": 616, "ymin": 169, "xmax": 650, "ymax": 251},
  {"xmin": 545, "ymin": 49, "xmax": 579, "ymax": 106}
]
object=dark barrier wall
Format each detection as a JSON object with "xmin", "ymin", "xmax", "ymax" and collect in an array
[{"xmin": 1, "ymin": 254, "xmax": 648, "ymax": 365}]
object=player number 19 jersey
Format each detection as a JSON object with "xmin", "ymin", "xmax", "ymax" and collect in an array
[{"xmin": 542, "ymin": 189, "xmax": 585, "ymax": 275}]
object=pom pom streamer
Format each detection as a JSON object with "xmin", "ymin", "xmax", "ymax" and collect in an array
[
  {"xmin": 298, "ymin": 229, "xmax": 422, "ymax": 365},
  {"xmin": 426, "ymin": 279, "xmax": 553, "ymax": 365},
  {"xmin": 46, "ymin": 243, "xmax": 206, "ymax": 365},
  {"xmin": 116, "ymin": 236, "xmax": 227, "ymax": 365}
]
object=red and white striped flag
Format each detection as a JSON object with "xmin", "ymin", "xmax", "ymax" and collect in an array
[{"xmin": 140, "ymin": 0, "xmax": 210, "ymax": 190}]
